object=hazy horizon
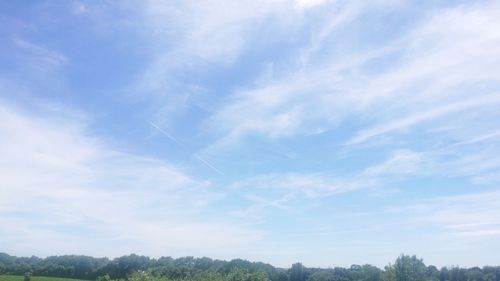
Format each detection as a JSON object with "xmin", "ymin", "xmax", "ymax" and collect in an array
[{"xmin": 1, "ymin": 0, "xmax": 500, "ymax": 269}]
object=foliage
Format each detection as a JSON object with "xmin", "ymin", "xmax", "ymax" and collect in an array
[
  {"xmin": 1, "ymin": 253, "xmax": 500, "ymax": 281},
  {"xmin": 0, "ymin": 275, "xmax": 86, "ymax": 281},
  {"xmin": 393, "ymin": 255, "xmax": 426, "ymax": 281},
  {"xmin": 96, "ymin": 275, "xmax": 111, "ymax": 281}
]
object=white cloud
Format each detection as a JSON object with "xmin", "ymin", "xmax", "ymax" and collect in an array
[
  {"xmin": 0, "ymin": 101, "xmax": 261, "ymax": 258},
  {"xmin": 363, "ymin": 150, "xmax": 423, "ymax": 176},
  {"xmin": 144, "ymin": 0, "xmax": 299, "ymax": 62},
  {"xmin": 233, "ymin": 172, "xmax": 375, "ymax": 198},
  {"xmin": 404, "ymin": 191, "xmax": 500, "ymax": 239},
  {"xmin": 12, "ymin": 38, "xmax": 68, "ymax": 67},
  {"xmin": 4, "ymin": 0, "xmax": 500, "ymax": 266},
  {"xmin": 449, "ymin": 129, "xmax": 500, "ymax": 147},
  {"xmin": 348, "ymin": 94, "xmax": 500, "ymax": 144},
  {"xmin": 128, "ymin": 0, "xmax": 309, "ymax": 129},
  {"xmin": 452, "ymin": 229, "xmax": 500, "ymax": 238},
  {"xmin": 294, "ymin": 0, "xmax": 330, "ymax": 10},
  {"xmin": 203, "ymin": 1, "xmax": 500, "ymax": 153}
]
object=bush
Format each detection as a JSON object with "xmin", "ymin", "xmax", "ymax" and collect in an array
[{"xmin": 24, "ymin": 272, "xmax": 32, "ymax": 281}]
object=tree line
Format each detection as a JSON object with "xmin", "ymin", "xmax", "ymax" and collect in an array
[{"xmin": 0, "ymin": 253, "xmax": 499, "ymax": 281}]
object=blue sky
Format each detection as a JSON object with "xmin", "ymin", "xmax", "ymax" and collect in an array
[{"xmin": 1, "ymin": 0, "xmax": 500, "ymax": 268}]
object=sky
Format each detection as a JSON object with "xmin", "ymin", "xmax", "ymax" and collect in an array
[{"xmin": 1, "ymin": 0, "xmax": 500, "ymax": 269}]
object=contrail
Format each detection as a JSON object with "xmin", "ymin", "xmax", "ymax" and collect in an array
[
  {"xmin": 193, "ymin": 153, "xmax": 224, "ymax": 175},
  {"xmin": 150, "ymin": 122, "xmax": 183, "ymax": 146},
  {"xmin": 150, "ymin": 121, "xmax": 223, "ymax": 175}
]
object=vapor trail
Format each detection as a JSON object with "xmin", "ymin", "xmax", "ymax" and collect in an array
[{"xmin": 150, "ymin": 122, "xmax": 223, "ymax": 175}]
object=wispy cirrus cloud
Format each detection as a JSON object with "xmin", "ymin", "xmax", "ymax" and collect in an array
[
  {"xmin": 399, "ymin": 191, "xmax": 500, "ymax": 239},
  {"xmin": 3, "ymin": 0, "xmax": 500, "ymax": 268},
  {"xmin": 129, "ymin": 0, "xmax": 375, "ymax": 131},
  {"xmin": 204, "ymin": 1, "xmax": 500, "ymax": 151},
  {"xmin": 362, "ymin": 150, "xmax": 423, "ymax": 176},
  {"xmin": 12, "ymin": 38, "xmax": 68, "ymax": 67},
  {"xmin": 348, "ymin": 94, "xmax": 500, "ymax": 145},
  {"xmin": 124, "ymin": 0, "xmax": 299, "ymax": 131},
  {"xmin": 0, "ymin": 99, "xmax": 261, "ymax": 258},
  {"xmin": 233, "ymin": 172, "xmax": 374, "ymax": 199}
]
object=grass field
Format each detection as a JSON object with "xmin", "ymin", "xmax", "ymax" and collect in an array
[{"xmin": 0, "ymin": 275, "xmax": 88, "ymax": 281}]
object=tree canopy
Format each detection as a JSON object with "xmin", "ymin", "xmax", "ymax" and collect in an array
[{"xmin": 0, "ymin": 253, "xmax": 499, "ymax": 281}]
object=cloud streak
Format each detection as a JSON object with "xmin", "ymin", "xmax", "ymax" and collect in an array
[
  {"xmin": 202, "ymin": 1, "xmax": 500, "ymax": 152},
  {"xmin": 0, "ymin": 101, "xmax": 258, "ymax": 258}
]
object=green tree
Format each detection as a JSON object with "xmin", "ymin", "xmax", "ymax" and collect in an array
[
  {"xmin": 228, "ymin": 268, "xmax": 248, "ymax": 281},
  {"xmin": 360, "ymin": 265, "xmax": 382, "ymax": 281},
  {"xmin": 247, "ymin": 271, "xmax": 270, "ymax": 281},
  {"xmin": 440, "ymin": 267, "xmax": 449, "ymax": 281},
  {"xmin": 427, "ymin": 266, "xmax": 440, "ymax": 281},
  {"xmin": 309, "ymin": 270, "xmax": 335, "ymax": 281},
  {"xmin": 24, "ymin": 272, "xmax": 32, "ymax": 281},
  {"xmin": 467, "ymin": 268, "xmax": 484, "ymax": 281},
  {"xmin": 394, "ymin": 255, "xmax": 426, "ymax": 281},
  {"xmin": 128, "ymin": 271, "xmax": 158, "ymax": 281},
  {"xmin": 289, "ymin": 263, "xmax": 307, "ymax": 281},
  {"xmin": 450, "ymin": 267, "xmax": 467, "ymax": 281},
  {"xmin": 96, "ymin": 274, "xmax": 111, "ymax": 281},
  {"xmin": 382, "ymin": 264, "xmax": 395, "ymax": 281}
]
